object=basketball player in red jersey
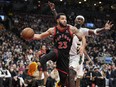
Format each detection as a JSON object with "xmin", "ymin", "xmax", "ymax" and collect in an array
[
  {"xmin": 22, "ymin": 13, "xmax": 86, "ymax": 87},
  {"xmin": 37, "ymin": 45, "xmax": 48, "ymax": 86}
]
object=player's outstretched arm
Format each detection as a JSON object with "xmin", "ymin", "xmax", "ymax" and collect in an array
[
  {"xmin": 48, "ymin": 1, "xmax": 58, "ymax": 18},
  {"xmin": 88, "ymin": 20, "xmax": 113, "ymax": 35},
  {"xmin": 33, "ymin": 28, "xmax": 53, "ymax": 40},
  {"xmin": 84, "ymin": 50, "xmax": 94, "ymax": 65}
]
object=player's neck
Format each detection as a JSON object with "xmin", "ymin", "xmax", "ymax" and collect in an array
[
  {"xmin": 57, "ymin": 25, "xmax": 66, "ymax": 30},
  {"xmin": 74, "ymin": 24, "xmax": 81, "ymax": 29}
]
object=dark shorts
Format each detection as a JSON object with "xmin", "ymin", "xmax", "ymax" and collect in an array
[
  {"xmin": 39, "ymin": 48, "xmax": 69, "ymax": 74},
  {"xmin": 38, "ymin": 64, "xmax": 47, "ymax": 71}
]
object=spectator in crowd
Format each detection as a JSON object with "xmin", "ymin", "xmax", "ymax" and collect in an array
[
  {"xmin": 46, "ymin": 64, "xmax": 59, "ymax": 87},
  {"xmin": 81, "ymin": 68, "xmax": 89, "ymax": 87},
  {"xmin": 106, "ymin": 64, "xmax": 114, "ymax": 86},
  {"xmin": 94, "ymin": 67, "xmax": 105, "ymax": 87},
  {"xmin": 85, "ymin": 67, "xmax": 96, "ymax": 87},
  {"xmin": 109, "ymin": 64, "xmax": 116, "ymax": 87}
]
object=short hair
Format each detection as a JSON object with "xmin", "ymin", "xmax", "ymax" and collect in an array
[{"xmin": 56, "ymin": 13, "xmax": 66, "ymax": 20}]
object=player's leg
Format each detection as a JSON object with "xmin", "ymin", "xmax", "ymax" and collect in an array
[
  {"xmin": 38, "ymin": 67, "xmax": 43, "ymax": 86},
  {"xmin": 69, "ymin": 68, "xmax": 76, "ymax": 87},
  {"xmin": 76, "ymin": 78, "xmax": 80, "ymax": 87},
  {"xmin": 69, "ymin": 55, "xmax": 80, "ymax": 87},
  {"xmin": 56, "ymin": 71, "xmax": 68, "ymax": 87},
  {"xmin": 69, "ymin": 54, "xmax": 84, "ymax": 87},
  {"xmin": 43, "ymin": 71, "xmax": 48, "ymax": 86},
  {"xmin": 38, "ymin": 66, "xmax": 43, "ymax": 80},
  {"xmin": 56, "ymin": 51, "xmax": 70, "ymax": 87},
  {"xmin": 39, "ymin": 49, "xmax": 58, "ymax": 66},
  {"xmin": 43, "ymin": 64, "xmax": 48, "ymax": 86},
  {"xmin": 37, "ymin": 49, "xmax": 57, "ymax": 86},
  {"xmin": 75, "ymin": 65, "xmax": 84, "ymax": 87}
]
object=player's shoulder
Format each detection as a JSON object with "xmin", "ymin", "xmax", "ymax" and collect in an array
[
  {"xmin": 67, "ymin": 24, "xmax": 77, "ymax": 32},
  {"xmin": 68, "ymin": 24, "xmax": 79, "ymax": 34},
  {"xmin": 67, "ymin": 24, "xmax": 76, "ymax": 29},
  {"xmin": 47, "ymin": 27, "xmax": 55, "ymax": 32},
  {"xmin": 80, "ymin": 27, "xmax": 89, "ymax": 30}
]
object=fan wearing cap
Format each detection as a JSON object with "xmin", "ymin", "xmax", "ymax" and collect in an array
[{"xmin": 48, "ymin": 1, "xmax": 113, "ymax": 87}]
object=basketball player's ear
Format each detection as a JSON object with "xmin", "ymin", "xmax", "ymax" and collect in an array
[{"xmin": 56, "ymin": 19, "xmax": 59, "ymax": 23}]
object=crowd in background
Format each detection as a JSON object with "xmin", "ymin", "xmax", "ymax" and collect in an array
[{"xmin": 0, "ymin": 13, "xmax": 116, "ymax": 87}]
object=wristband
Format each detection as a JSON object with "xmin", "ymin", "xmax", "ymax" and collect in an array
[
  {"xmin": 52, "ymin": 9, "xmax": 56, "ymax": 12},
  {"xmin": 94, "ymin": 29, "xmax": 99, "ymax": 35}
]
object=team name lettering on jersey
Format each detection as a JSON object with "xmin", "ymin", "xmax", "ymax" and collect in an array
[
  {"xmin": 53, "ymin": 26, "xmax": 72, "ymax": 51},
  {"xmin": 55, "ymin": 34, "xmax": 71, "ymax": 42}
]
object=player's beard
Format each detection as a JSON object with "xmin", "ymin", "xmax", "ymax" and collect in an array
[
  {"xmin": 74, "ymin": 23, "xmax": 81, "ymax": 29},
  {"xmin": 59, "ymin": 22, "xmax": 67, "ymax": 28}
]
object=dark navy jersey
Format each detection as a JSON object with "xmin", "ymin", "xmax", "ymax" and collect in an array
[{"xmin": 53, "ymin": 26, "xmax": 73, "ymax": 54}]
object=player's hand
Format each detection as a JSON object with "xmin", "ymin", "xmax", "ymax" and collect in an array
[
  {"xmin": 104, "ymin": 20, "xmax": 113, "ymax": 30},
  {"xmin": 48, "ymin": 1, "xmax": 55, "ymax": 11}
]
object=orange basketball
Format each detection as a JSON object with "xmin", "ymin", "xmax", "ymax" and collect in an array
[{"xmin": 21, "ymin": 27, "xmax": 34, "ymax": 39}]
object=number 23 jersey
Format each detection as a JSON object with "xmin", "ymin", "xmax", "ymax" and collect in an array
[{"xmin": 53, "ymin": 26, "xmax": 73, "ymax": 54}]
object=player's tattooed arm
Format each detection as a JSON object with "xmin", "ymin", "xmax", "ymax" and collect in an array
[
  {"xmin": 71, "ymin": 26, "xmax": 83, "ymax": 40},
  {"xmin": 33, "ymin": 28, "xmax": 53, "ymax": 40},
  {"xmin": 84, "ymin": 50, "xmax": 94, "ymax": 65}
]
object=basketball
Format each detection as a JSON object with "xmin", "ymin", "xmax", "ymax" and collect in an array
[{"xmin": 21, "ymin": 27, "xmax": 34, "ymax": 39}]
